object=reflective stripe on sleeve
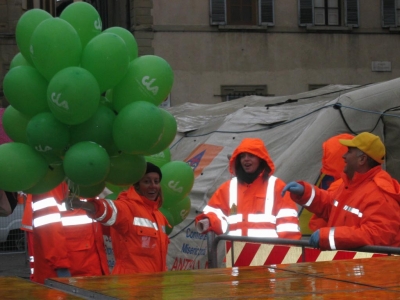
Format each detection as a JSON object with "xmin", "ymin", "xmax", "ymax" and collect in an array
[
  {"xmin": 276, "ymin": 223, "xmax": 300, "ymax": 233},
  {"xmin": 329, "ymin": 227, "xmax": 336, "ymax": 250},
  {"xmin": 304, "ymin": 185, "xmax": 316, "ymax": 207},
  {"xmin": 276, "ymin": 208, "xmax": 298, "ymax": 219},
  {"xmin": 101, "ymin": 199, "xmax": 118, "ymax": 226}
]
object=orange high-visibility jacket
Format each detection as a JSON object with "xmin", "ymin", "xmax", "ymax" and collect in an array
[
  {"xmin": 31, "ymin": 184, "xmax": 109, "ymax": 284},
  {"xmin": 89, "ymin": 186, "xmax": 170, "ymax": 274},
  {"xmin": 196, "ymin": 138, "xmax": 301, "ymax": 239},
  {"xmin": 292, "ymin": 166, "xmax": 400, "ymax": 250}
]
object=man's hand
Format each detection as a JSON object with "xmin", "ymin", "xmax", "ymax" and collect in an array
[
  {"xmin": 309, "ymin": 230, "xmax": 320, "ymax": 248},
  {"xmin": 65, "ymin": 195, "xmax": 82, "ymax": 211},
  {"xmin": 281, "ymin": 182, "xmax": 305, "ymax": 197}
]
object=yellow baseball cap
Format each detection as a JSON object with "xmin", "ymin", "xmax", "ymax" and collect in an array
[{"xmin": 339, "ymin": 132, "xmax": 385, "ymax": 163}]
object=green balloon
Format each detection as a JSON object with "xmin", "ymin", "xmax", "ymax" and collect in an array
[
  {"xmin": 159, "ymin": 206, "xmax": 175, "ymax": 233},
  {"xmin": 166, "ymin": 196, "xmax": 191, "ymax": 225},
  {"xmin": 113, "ymin": 101, "xmax": 164, "ymax": 154},
  {"xmin": 47, "ymin": 67, "xmax": 100, "ymax": 125},
  {"xmin": 147, "ymin": 108, "xmax": 177, "ymax": 155},
  {"xmin": 145, "ymin": 148, "xmax": 171, "ymax": 168},
  {"xmin": 104, "ymin": 192, "xmax": 118, "ymax": 200},
  {"xmin": 161, "ymin": 161, "xmax": 194, "ymax": 207},
  {"xmin": 112, "ymin": 55, "xmax": 174, "ymax": 112},
  {"xmin": 26, "ymin": 112, "xmax": 70, "ymax": 159},
  {"xmin": 106, "ymin": 153, "xmax": 146, "ymax": 186},
  {"xmin": 70, "ymin": 105, "xmax": 116, "ymax": 153},
  {"xmin": 3, "ymin": 66, "xmax": 49, "ymax": 116},
  {"xmin": 63, "ymin": 141, "xmax": 110, "ymax": 186},
  {"xmin": 105, "ymin": 182, "xmax": 130, "ymax": 194},
  {"xmin": 23, "ymin": 164, "xmax": 65, "ymax": 194},
  {"xmin": 60, "ymin": 1, "xmax": 102, "ymax": 48},
  {"xmin": 30, "ymin": 18, "xmax": 82, "ymax": 81},
  {"xmin": 2, "ymin": 106, "xmax": 30, "ymax": 144},
  {"xmin": 0, "ymin": 142, "xmax": 48, "ymax": 191},
  {"xmin": 71, "ymin": 181, "xmax": 106, "ymax": 198},
  {"xmin": 100, "ymin": 95, "xmax": 113, "ymax": 110},
  {"xmin": 104, "ymin": 27, "xmax": 138, "ymax": 61},
  {"xmin": 81, "ymin": 33, "xmax": 130, "ymax": 93},
  {"xmin": 10, "ymin": 53, "xmax": 31, "ymax": 69},
  {"xmin": 15, "ymin": 9, "xmax": 52, "ymax": 65}
]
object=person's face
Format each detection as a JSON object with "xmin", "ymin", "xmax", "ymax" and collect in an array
[
  {"xmin": 240, "ymin": 152, "xmax": 261, "ymax": 174},
  {"xmin": 342, "ymin": 147, "xmax": 365, "ymax": 179},
  {"xmin": 137, "ymin": 172, "xmax": 161, "ymax": 201}
]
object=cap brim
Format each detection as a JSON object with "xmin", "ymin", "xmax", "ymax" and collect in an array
[{"xmin": 339, "ymin": 139, "xmax": 355, "ymax": 147}]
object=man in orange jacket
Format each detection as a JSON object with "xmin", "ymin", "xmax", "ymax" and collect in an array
[
  {"xmin": 282, "ymin": 132, "xmax": 400, "ymax": 250},
  {"xmin": 30, "ymin": 183, "xmax": 109, "ymax": 284},
  {"xmin": 195, "ymin": 137, "xmax": 301, "ymax": 240}
]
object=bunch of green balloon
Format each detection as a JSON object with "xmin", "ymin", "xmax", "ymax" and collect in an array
[{"xmin": 0, "ymin": 2, "xmax": 178, "ymax": 197}]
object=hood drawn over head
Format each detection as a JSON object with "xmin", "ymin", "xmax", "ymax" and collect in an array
[{"xmin": 229, "ymin": 137, "xmax": 275, "ymax": 176}]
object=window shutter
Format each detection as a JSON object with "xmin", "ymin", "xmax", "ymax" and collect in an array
[
  {"xmin": 210, "ymin": 0, "xmax": 226, "ymax": 25},
  {"xmin": 382, "ymin": 0, "xmax": 396, "ymax": 27},
  {"xmin": 345, "ymin": 0, "xmax": 359, "ymax": 27},
  {"xmin": 260, "ymin": 0, "xmax": 274, "ymax": 25},
  {"xmin": 298, "ymin": 0, "xmax": 314, "ymax": 26}
]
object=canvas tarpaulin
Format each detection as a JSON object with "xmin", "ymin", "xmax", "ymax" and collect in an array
[{"xmin": 164, "ymin": 79, "xmax": 400, "ymax": 270}]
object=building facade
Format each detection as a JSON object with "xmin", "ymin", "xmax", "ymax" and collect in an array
[{"xmin": 2, "ymin": 0, "xmax": 400, "ymax": 107}]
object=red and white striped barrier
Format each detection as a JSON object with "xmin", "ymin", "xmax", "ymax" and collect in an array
[{"xmin": 225, "ymin": 242, "xmax": 387, "ymax": 267}]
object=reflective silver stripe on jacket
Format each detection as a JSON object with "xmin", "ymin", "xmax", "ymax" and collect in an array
[
  {"xmin": 134, "ymin": 217, "xmax": 159, "ymax": 230},
  {"xmin": 228, "ymin": 176, "xmax": 279, "ymax": 237},
  {"xmin": 32, "ymin": 197, "xmax": 61, "ymax": 228},
  {"xmin": 101, "ymin": 199, "xmax": 118, "ymax": 226},
  {"xmin": 304, "ymin": 185, "xmax": 316, "ymax": 207},
  {"xmin": 329, "ymin": 227, "xmax": 336, "ymax": 250},
  {"xmin": 203, "ymin": 205, "xmax": 229, "ymax": 233}
]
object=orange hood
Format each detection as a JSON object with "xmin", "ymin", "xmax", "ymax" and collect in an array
[{"xmin": 229, "ymin": 138, "xmax": 275, "ymax": 176}]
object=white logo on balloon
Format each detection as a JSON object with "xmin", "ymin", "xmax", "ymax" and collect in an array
[
  {"xmin": 35, "ymin": 145, "xmax": 52, "ymax": 152},
  {"xmin": 51, "ymin": 93, "xmax": 69, "ymax": 110},
  {"xmin": 94, "ymin": 18, "xmax": 102, "ymax": 30},
  {"xmin": 168, "ymin": 180, "xmax": 183, "ymax": 193},
  {"xmin": 142, "ymin": 76, "xmax": 159, "ymax": 95}
]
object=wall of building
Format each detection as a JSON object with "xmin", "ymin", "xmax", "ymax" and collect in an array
[
  {"xmin": 2, "ymin": 1, "xmax": 400, "ymax": 108},
  {"xmin": 150, "ymin": 1, "xmax": 400, "ymax": 106}
]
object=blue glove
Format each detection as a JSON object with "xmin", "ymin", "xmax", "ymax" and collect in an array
[
  {"xmin": 56, "ymin": 268, "xmax": 71, "ymax": 278},
  {"xmin": 309, "ymin": 230, "xmax": 320, "ymax": 248},
  {"xmin": 281, "ymin": 182, "xmax": 305, "ymax": 197}
]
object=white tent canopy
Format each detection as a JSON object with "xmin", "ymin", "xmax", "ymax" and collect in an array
[{"xmin": 164, "ymin": 79, "xmax": 400, "ymax": 270}]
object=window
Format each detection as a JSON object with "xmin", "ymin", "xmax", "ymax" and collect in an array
[
  {"xmin": 298, "ymin": 0, "xmax": 359, "ymax": 27},
  {"xmin": 210, "ymin": 0, "xmax": 274, "ymax": 26},
  {"xmin": 382, "ymin": 0, "xmax": 400, "ymax": 27},
  {"xmin": 221, "ymin": 85, "xmax": 268, "ymax": 102}
]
